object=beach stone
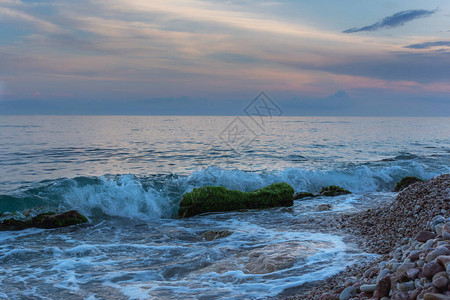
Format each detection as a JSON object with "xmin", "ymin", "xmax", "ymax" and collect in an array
[
  {"xmin": 416, "ymin": 231, "xmax": 437, "ymax": 243},
  {"xmin": 406, "ymin": 268, "xmax": 420, "ymax": 280},
  {"xmin": 339, "ymin": 286, "xmax": 356, "ymax": 300},
  {"xmin": 424, "ymin": 293, "xmax": 450, "ymax": 300},
  {"xmin": 359, "ymin": 284, "xmax": 376, "ymax": 293},
  {"xmin": 432, "ymin": 272, "xmax": 448, "ymax": 289},
  {"xmin": 409, "ymin": 250, "xmax": 423, "ymax": 261},
  {"xmin": 319, "ymin": 185, "xmax": 351, "ymax": 197},
  {"xmin": 409, "ymin": 289, "xmax": 420, "ymax": 300},
  {"xmin": 363, "ymin": 267, "xmax": 379, "ymax": 278},
  {"xmin": 317, "ymin": 204, "xmax": 332, "ymax": 212},
  {"xmin": 426, "ymin": 247, "xmax": 450, "ymax": 262},
  {"xmin": 392, "ymin": 291, "xmax": 409, "ymax": 300},
  {"xmin": 397, "ymin": 281, "xmax": 415, "ymax": 292},
  {"xmin": 393, "ymin": 176, "xmax": 423, "ymax": 192},
  {"xmin": 318, "ymin": 293, "xmax": 337, "ymax": 300},
  {"xmin": 435, "ymin": 223, "xmax": 444, "ymax": 235},
  {"xmin": 422, "ymin": 261, "xmax": 445, "ymax": 279},
  {"xmin": 200, "ymin": 230, "xmax": 232, "ymax": 241},
  {"xmin": 377, "ymin": 275, "xmax": 391, "ymax": 298},
  {"xmin": 443, "ymin": 223, "xmax": 450, "ymax": 234},
  {"xmin": 443, "ymin": 232, "xmax": 450, "ymax": 241},
  {"xmin": 178, "ymin": 182, "xmax": 294, "ymax": 218},
  {"xmin": 437, "ymin": 255, "xmax": 450, "ymax": 268},
  {"xmin": 293, "ymin": 192, "xmax": 315, "ymax": 200},
  {"xmin": 0, "ymin": 210, "xmax": 88, "ymax": 230},
  {"xmin": 396, "ymin": 262, "xmax": 415, "ymax": 277}
]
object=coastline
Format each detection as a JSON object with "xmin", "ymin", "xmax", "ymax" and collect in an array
[{"xmin": 279, "ymin": 174, "xmax": 450, "ymax": 300}]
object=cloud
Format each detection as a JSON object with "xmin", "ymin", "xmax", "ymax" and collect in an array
[
  {"xmin": 405, "ymin": 40, "xmax": 450, "ymax": 49},
  {"xmin": 343, "ymin": 9, "xmax": 436, "ymax": 33}
]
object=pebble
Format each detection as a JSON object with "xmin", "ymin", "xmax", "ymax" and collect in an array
[
  {"xmin": 339, "ymin": 286, "xmax": 356, "ymax": 300},
  {"xmin": 423, "ymin": 261, "xmax": 446, "ymax": 279},
  {"xmin": 426, "ymin": 247, "xmax": 450, "ymax": 263},
  {"xmin": 359, "ymin": 284, "xmax": 377, "ymax": 293}
]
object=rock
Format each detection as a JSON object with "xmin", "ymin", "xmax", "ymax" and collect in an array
[
  {"xmin": 377, "ymin": 275, "xmax": 391, "ymax": 298},
  {"xmin": 200, "ymin": 230, "xmax": 232, "ymax": 241},
  {"xmin": 0, "ymin": 210, "xmax": 88, "ymax": 230},
  {"xmin": 397, "ymin": 281, "xmax": 415, "ymax": 292},
  {"xmin": 359, "ymin": 284, "xmax": 377, "ymax": 293},
  {"xmin": 408, "ymin": 250, "xmax": 423, "ymax": 261},
  {"xmin": 293, "ymin": 192, "xmax": 316, "ymax": 200},
  {"xmin": 432, "ymin": 272, "xmax": 448, "ymax": 289},
  {"xmin": 422, "ymin": 261, "xmax": 446, "ymax": 279},
  {"xmin": 437, "ymin": 255, "xmax": 450, "ymax": 268},
  {"xmin": 426, "ymin": 247, "xmax": 450, "ymax": 263},
  {"xmin": 339, "ymin": 286, "xmax": 356, "ymax": 300},
  {"xmin": 178, "ymin": 182, "xmax": 294, "ymax": 218},
  {"xmin": 393, "ymin": 176, "xmax": 423, "ymax": 192},
  {"xmin": 396, "ymin": 262, "xmax": 415, "ymax": 278},
  {"xmin": 363, "ymin": 267, "xmax": 379, "ymax": 279},
  {"xmin": 416, "ymin": 231, "xmax": 437, "ymax": 242},
  {"xmin": 406, "ymin": 268, "xmax": 420, "ymax": 280},
  {"xmin": 317, "ymin": 204, "xmax": 332, "ymax": 212},
  {"xmin": 319, "ymin": 185, "xmax": 351, "ymax": 197},
  {"xmin": 424, "ymin": 293, "xmax": 450, "ymax": 300}
]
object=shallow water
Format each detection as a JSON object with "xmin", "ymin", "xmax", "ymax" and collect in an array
[{"xmin": 0, "ymin": 116, "xmax": 449, "ymax": 299}]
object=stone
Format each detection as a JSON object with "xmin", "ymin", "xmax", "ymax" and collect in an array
[
  {"xmin": 396, "ymin": 262, "xmax": 415, "ymax": 277},
  {"xmin": 364, "ymin": 267, "xmax": 379, "ymax": 279},
  {"xmin": 293, "ymin": 192, "xmax": 316, "ymax": 200},
  {"xmin": 424, "ymin": 293, "xmax": 450, "ymax": 300},
  {"xmin": 426, "ymin": 247, "xmax": 450, "ymax": 263},
  {"xmin": 393, "ymin": 176, "xmax": 423, "ymax": 192},
  {"xmin": 0, "ymin": 210, "xmax": 88, "ymax": 230},
  {"xmin": 377, "ymin": 269, "xmax": 390, "ymax": 283},
  {"xmin": 422, "ymin": 261, "xmax": 446, "ymax": 279},
  {"xmin": 178, "ymin": 182, "xmax": 294, "ymax": 218},
  {"xmin": 406, "ymin": 268, "xmax": 420, "ymax": 280},
  {"xmin": 377, "ymin": 275, "xmax": 391, "ymax": 298},
  {"xmin": 432, "ymin": 271, "xmax": 449, "ymax": 289},
  {"xmin": 319, "ymin": 185, "xmax": 351, "ymax": 197},
  {"xmin": 339, "ymin": 286, "xmax": 356, "ymax": 300},
  {"xmin": 317, "ymin": 204, "xmax": 332, "ymax": 211},
  {"xmin": 359, "ymin": 284, "xmax": 377, "ymax": 293},
  {"xmin": 437, "ymin": 255, "xmax": 450, "ymax": 268},
  {"xmin": 397, "ymin": 281, "xmax": 415, "ymax": 292},
  {"xmin": 409, "ymin": 250, "xmax": 423, "ymax": 261},
  {"xmin": 416, "ymin": 231, "xmax": 437, "ymax": 243},
  {"xmin": 435, "ymin": 223, "xmax": 444, "ymax": 235},
  {"xmin": 200, "ymin": 230, "xmax": 232, "ymax": 241}
]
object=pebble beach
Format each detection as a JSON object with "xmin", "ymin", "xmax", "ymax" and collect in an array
[{"xmin": 285, "ymin": 174, "xmax": 450, "ymax": 300}]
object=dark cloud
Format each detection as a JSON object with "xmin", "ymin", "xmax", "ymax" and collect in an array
[
  {"xmin": 343, "ymin": 9, "xmax": 436, "ymax": 33},
  {"xmin": 405, "ymin": 40, "xmax": 450, "ymax": 49}
]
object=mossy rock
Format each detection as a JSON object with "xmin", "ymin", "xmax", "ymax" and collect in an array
[
  {"xmin": 0, "ymin": 210, "xmax": 89, "ymax": 231},
  {"xmin": 179, "ymin": 182, "xmax": 294, "ymax": 218},
  {"xmin": 319, "ymin": 185, "xmax": 351, "ymax": 196},
  {"xmin": 293, "ymin": 192, "xmax": 316, "ymax": 200},
  {"xmin": 393, "ymin": 176, "xmax": 423, "ymax": 192}
]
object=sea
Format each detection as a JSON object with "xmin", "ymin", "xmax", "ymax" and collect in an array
[{"xmin": 0, "ymin": 115, "xmax": 449, "ymax": 299}]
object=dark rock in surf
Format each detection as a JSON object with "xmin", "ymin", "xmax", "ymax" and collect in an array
[
  {"xmin": 319, "ymin": 185, "xmax": 351, "ymax": 197},
  {"xmin": 0, "ymin": 210, "xmax": 88, "ymax": 231},
  {"xmin": 178, "ymin": 182, "xmax": 294, "ymax": 218},
  {"xmin": 393, "ymin": 176, "xmax": 423, "ymax": 192},
  {"xmin": 294, "ymin": 192, "xmax": 316, "ymax": 200},
  {"xmin": 200, "ymin": 230, "xmax": 232, "ymax": 241}
]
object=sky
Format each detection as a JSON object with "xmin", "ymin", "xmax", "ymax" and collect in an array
[{"xmin": 0, "ymin": 0, "xmax": 450, "ymax": 115}]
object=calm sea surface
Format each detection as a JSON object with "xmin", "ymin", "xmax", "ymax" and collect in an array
[{"xmin": 0, "ymin": 116, "xmax": 449, "ymax": 299}]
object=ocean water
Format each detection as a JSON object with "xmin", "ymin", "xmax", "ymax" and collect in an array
[{"xmin": 0, "ymin": 116, "xmax": 449, "ymax": 299}]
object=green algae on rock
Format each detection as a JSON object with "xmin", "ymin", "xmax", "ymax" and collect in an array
[
  {"xmin": 319, "ymin": 185, "xmax": 351, "ymax": 196},
  {"xmin": 293, "ymin": 192, "xmax": 316, "ymax": 200},
  {"xmin": 178, "ymin": 182, "xmax": 294, "ymax": 218},
  {"xmin": 393, "ymin": 176, "xmax": 423, "ymax": 192},
  {"xmin": 0, "ymin": 210, "xmax": 89, "ymax": 231}
]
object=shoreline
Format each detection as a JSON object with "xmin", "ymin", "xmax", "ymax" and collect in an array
[{"xmin": 279, "ymin": 174, "xmax": 450, "ymax": 299}]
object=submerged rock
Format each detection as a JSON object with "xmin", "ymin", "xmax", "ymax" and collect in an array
[
  {"xmin": 293, "ymin": 192, "xmax": 316, "ymax": 200},
  {"xmin": 200, "ymin": 230, "xmax": 232, "ymax": 241},
  {"xmin": 319, "ymin": 185, "xmax": 351, "ymax": 197},
  {"xmin": 317, "ymin": 204, "xmax": 332, "ymax": 211},
  {"xmin": 0, "ymin": 210, "xmax": 89, "ymax": 230},
  {"xmin": 393, "ymin": 176, "xmax": 423, "ymax": 192},
  {"xmin": 178, "ymin": 182, "xmax": 294, "ymax": 218}
]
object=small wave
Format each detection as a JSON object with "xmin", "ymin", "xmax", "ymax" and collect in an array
[{"xmin": 0, "ymin": 162, "xmax": 446, "ymax": 219}]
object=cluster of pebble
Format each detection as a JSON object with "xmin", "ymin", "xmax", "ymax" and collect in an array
[
  {"xmin": 320, "ymin": 216, "xmax": 450, "ymax": 299},
  {"xmin": 285, "ymin": 174, "xmax": 449, "ymax": 300}
]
